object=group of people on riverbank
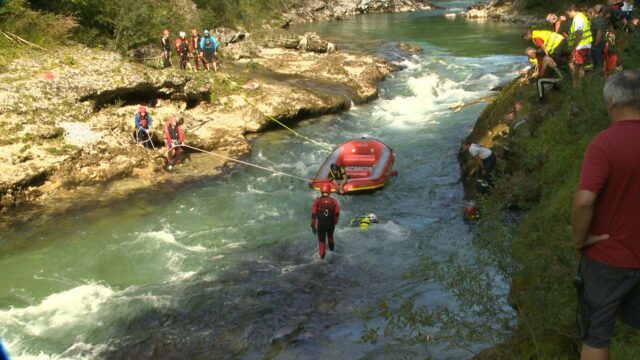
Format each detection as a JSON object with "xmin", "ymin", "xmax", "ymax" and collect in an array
[
  {"xmin": 134, "ymin": 106, "xmax": 185, "ymax": 171},
  {"xmin": 522, "ymin": 2, "xmax": 638, "ymax": 99},
  {"xmin": 161, "ymin": 28, "xmax": 219, "ymax": 71}
]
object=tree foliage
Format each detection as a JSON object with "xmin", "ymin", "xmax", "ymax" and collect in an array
[{"xmin": 18, "ymin": 0, "xmax": 288, "ymax": 51}]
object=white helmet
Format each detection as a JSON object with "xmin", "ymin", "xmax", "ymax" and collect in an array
[
  {"xmin": 367, "ymin": 213, "xmax": 378, "ymax": 222},
  {"xmin": 179, "ymin": 31, "xmax": 186, "ymax": 38}
]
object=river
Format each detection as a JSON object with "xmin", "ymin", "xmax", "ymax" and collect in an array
[{"xmin": 0, "ymin": 2, "xmax": 525, "ymax": 359}]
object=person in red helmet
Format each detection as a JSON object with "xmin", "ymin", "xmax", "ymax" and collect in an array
[
  {"xmin": 311, "ymin": 184, "xmax": 340, "ymax": 259},
  {"xmin": 134, "ymin": 105, "xmax": 153, "ymax": 149},
  {"xmin": 164, "ymin": 114, "xmax": 185, "ymax": 171}
]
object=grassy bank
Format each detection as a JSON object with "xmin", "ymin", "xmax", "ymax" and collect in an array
[{"xmin": 473, "ymin": 31, "xmax": 640, "ymax": 358}]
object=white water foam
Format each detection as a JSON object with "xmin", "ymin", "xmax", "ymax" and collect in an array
[
  {"xmin": 141, "ymin": 230, "xmax": 207, "ymax": 253},
  {"xmin": 1, "ymin": 283, "xmax": 170, "ymax": 360}
]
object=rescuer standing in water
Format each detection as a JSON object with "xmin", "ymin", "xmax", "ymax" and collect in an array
[{"xmin": 311, "ymin": 184, "xmax": 340, "ymax": 259}]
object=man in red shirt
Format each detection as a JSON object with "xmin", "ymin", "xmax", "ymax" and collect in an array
[
  {"xmin": 311, "ymin": 184, "xmax": 340, "ymax": 259},
  {"xmin": 572, "ymin": 70, "xmax": 640, "ymax": 360}
]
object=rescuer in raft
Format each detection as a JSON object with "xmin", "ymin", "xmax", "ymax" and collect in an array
[
  {"xmin": 350, "ymin": 213, "xmax": 379, "ymax": 231},
  {"xmin": 311, "ymin": 184, "xmax": 340, "ymax": 259},
  {"xmin": 328, "ymin": 163, "xmax": 348, "ymax": 194}
]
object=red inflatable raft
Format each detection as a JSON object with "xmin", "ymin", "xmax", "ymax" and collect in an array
[{"xmin": 310, "ymin": 138, "xmax": 395, "ymax": 194}]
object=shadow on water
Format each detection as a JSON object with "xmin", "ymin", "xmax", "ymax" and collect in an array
[{"xmin": 100, "ymin": 242, "xmax": 363, "ymax": 360}]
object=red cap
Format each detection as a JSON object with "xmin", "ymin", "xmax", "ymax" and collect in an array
[
  {"xmin": 320, "ymin": 184, "xmax": 331, "ymax": 194},
  {"xmin": 138, "ymin": 105, "xmax": 147, "ymax": 114}
]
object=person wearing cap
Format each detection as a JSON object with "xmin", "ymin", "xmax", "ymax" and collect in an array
[
  {"xmin": 164, "ymin": 114, "xmax": 185, "ymax": 170},
  {"xmin": 328, "ymin": 162, "xmax": 348, "ymax": 194},
  {"xmin": 161, "ymin": 29, "xmax": 172, "ymax": 68},
  {"xmin": 311, "ymin": 184, "xmax": 340, "ymax": 259},
  {"xmin": 175, "ymin": 31, "xmax": 190, "ymax": 70},
  {"xmin": 199, "ymin": 29, "xmax": 218, "ymax": 72},
  {"xmin": 134, "ymin": 105, "xmax": 154, "ymax": 149},
  {"xmin": 189, "ymin": 29, "xmax": 205, "ymax": 71}
]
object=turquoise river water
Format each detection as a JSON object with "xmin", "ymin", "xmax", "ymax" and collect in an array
[{"xmin": 0, "ymin": 2, "xmax": 526, "ymax": 359}]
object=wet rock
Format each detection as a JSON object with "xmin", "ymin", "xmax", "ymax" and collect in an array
[
  {"xmin": 397, "ymin": 42, "xmax": 423, "ymax": 53},
  {"xmin": 222, "ymin": 40, "xmax": 262, "ymax": 60},
  {"xmin": 270, "ymin": 323, "xmax": 304, "ymax": 344}
]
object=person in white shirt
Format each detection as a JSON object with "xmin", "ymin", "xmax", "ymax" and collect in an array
[
  {"xmin": 462, "ymin": 140, "xmax": 496, "ymax": 194},
  {"xmin": 566, "ymin": 5, "xmax": 593, "ymax": 86}
]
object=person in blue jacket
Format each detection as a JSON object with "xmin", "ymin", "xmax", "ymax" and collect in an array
[
  {"xmin": 134, "ymin": 105, "xmax": 154, "ymax": 149},
  {"xmin": 199, "ymin": 29, "xmax": 218, "ymax": 72}
]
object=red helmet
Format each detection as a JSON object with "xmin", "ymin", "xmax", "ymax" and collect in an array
[
  {"xmin": 320, "ymin": 184, "xmax": 331, "ymax": 194},
  {"xmin": 138, "ymin": 105, "xmax": 147, "ymax": 114}
]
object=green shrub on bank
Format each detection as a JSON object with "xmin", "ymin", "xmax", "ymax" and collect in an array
[
  {"xmin": 22, "ymin": 0, "xmax": 289, "ymax": 51},
  {"xmin": 473, "ymin": 49, "xmax": 640, "ymax": 356}
]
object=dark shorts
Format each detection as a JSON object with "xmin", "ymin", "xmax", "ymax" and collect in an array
[
  {"xmin": 203, "ymin": 49, "xmax": 217, "ymax": 63},
  {"xmin": 577, "ymin": 255, "xmax": 640, "ymax": 348}
]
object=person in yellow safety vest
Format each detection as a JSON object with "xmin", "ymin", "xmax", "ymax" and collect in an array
[
  {"xmin": 566, "ymin": 5, "xmax": 593, "ymax": 86},
  {"xmin": 523, "ymin": 29, "xmax": 568, "ymax": 68},
  {"xmin": 523, "ymin": 29, "xmax": 566, "ymax": 55},
  {"xmin": 350, "ymin": 213, "xmax": 379, "ymax": 231}
]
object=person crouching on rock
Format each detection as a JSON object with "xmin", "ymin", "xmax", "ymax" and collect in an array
[
  {"xmin": 328, "ymin": 163, "xmax": 348, "ymax": 194},
  {"xmin": 134, "ymin": 105, "xmax": 154, "ymax": 149},
  {"xmin": 164, "ymin": 115, "xmax": 184, "ymax": 171},
  {"xmin": 311, "ymin": 184, "xmax": 340, "ymax": 259}
]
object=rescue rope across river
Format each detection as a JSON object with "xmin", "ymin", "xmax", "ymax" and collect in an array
[
  {"xmin": 181, "ymin": 143, "xmax": 311, "ymax": 182},
  {"xmin": 223, "ymin": 78, "xmax": 335, "ymax": 152}
]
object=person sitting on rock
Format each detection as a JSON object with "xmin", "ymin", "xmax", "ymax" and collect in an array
[
  {"xmin": 134, "ymin": 105, "xmax": 154, "ymax": 149},
  {"xmin": 199, "ymin": 29, "xmax": 218, "ymax": 72},
  {"xmin": 328, "ymin": 163, "xmax": 348, "ymax": 194},
  {"xmin": 461, "ymin": 140, "xmax": 496, "ymax": 194},
  {"xmin": 164, "ymin": 115, "xmax": 185, "ymax": 171},
  {"xmin": 175, "ymin": 31, "xmax": 190, "ymax": 70}
]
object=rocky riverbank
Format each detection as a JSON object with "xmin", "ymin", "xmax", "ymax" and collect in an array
[
  {"xmin": 0, "ymin": 30, "xmax": 397, "ymax": 226},
  {"xmin": 282, "ymin": 0, "xmax": 436, "ymax": 24},
  {"xmin": 460, "ymin": 0, "xmax": 543, "ymax": 25}
]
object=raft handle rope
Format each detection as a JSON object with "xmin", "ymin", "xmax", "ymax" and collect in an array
[
  {"xmin": 223, "ymin": 78, "xmax": 334, "ymax": 152},
  {"xmin": 181, "ymin": 143, "xmax": 311, "ymax": 182}
]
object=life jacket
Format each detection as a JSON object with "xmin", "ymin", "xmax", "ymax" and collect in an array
[
  {"xmin": 532, "ymin": 30, "xmax": 565, "ymax": 54},
  {"xmin": 328, "ymin": 167, "xmax": 346, "ymax": 180},
  {"xmin": 203, "ymin": 36, "xmax": 215, "ymax": 49},
  {"xmin": 138, "ymin": 113, "xmax": 149, "ymax": 128},
  {"xmin": 167, "ymin": 125, "xmax": 180, "ymax": 141},
  {"xmin": 179, "ymin": 39, "xmax": 189, "ymax": 54},
  {"xmin": 316, "ymin": 197, "xmax": 336, "ymax": 224},
  {"xmin": 569, "ymin": 12, "xmax": 593, "ymax": 47},
  {"xmin": 358, "ymin": 216, "xmax": 372, "ymax": 230},
  {"xmin": 191, "ymin": 36, "xmax": 201, "ymax": 51},
  {"xmin": 161, "ymin": 36, "xmax": 171, "ymax": 51}
]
